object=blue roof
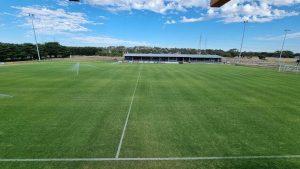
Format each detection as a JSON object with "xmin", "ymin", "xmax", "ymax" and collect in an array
[{"xmin": 124, "ymin": 53, "xmax": 222, "ymax": 59}]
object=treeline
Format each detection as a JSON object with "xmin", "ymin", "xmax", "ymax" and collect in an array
[
  {"xmin": 210, "ymin": 49, "xmax": 298, "ymax": 59},
  {"xmin": 0, "ymin": 42, "xmax": 70, "ymax": 61},
  {"xmin": 0, "ymin": 42, "xmax": 299, "ymax": 62}
]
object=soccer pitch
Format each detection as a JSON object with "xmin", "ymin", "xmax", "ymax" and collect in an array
[{"xmin": 0, "ymin": 61, "xmax": 299, "ymax": 168}]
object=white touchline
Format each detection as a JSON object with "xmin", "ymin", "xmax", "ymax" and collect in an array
[
  {"xmin": 115, "ymin": 69, "xmax": 142, "ymax": 158},
  {"xmin": 1, "ymin": 155, "xmax": 300, "ymax": 162}
]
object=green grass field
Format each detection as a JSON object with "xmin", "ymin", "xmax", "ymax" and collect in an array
[{"xmin": 0, "ymin": 61, "xmax": 300, "ymax": 168}]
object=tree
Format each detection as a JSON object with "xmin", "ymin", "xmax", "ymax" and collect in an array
[
  {"xmin": 227, "ymin": 49, "xmax": 239, "ymax": 57},
  {"xmin": 0, "ymin": 43, "xmax": 11, "ymax": 61},
  {"xmin": 59, "ymin": 46, "xmax": 70, "ymax": 58},
  {"xmin": 22, "ymin": 43, "xmax": 36, "ymax": 60},
  {"xmin": 274, "ymin": 50, "xmax": 294, "ymax": 58},
  {"xmin": 44, "ymin": 42, "xmax": 60, "ymax": 58}
]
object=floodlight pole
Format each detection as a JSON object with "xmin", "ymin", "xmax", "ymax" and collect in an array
[
  {"xmin": 238, "ymin": 20, "xmax": 248, "ymax": 63},
  {"xmin": 204, "ymin": 38, "xmax": 207, "ymax": 54},
  {"xmin": 29, "ymin": 13, "xmax": 41, "ymax": 61},
  {"xmin": 278, "ymin": 29, "xmax": 290, "ymax": 71},
  {"xmin": 199, "ymin": 34, "xmax": 202, "ymax": 55}
]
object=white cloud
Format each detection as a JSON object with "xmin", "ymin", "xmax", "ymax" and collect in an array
[
  {"xmin": 91, "ymin": 22, "xmax": 104, "ymax": 25},
  {"xmin": 14, "ymin": 6, "xmax": 91, "ymax": 34},
  {"xmin": 99, "ymin": 16, "xmax": 108, "ymax": 20},
  {"xmin": 180, "ymin": 16, "xmax": 204, "ymax": 23},
  {"xmin": 57, "ymin": 0, "xmax": 69, "ymax": 7},
  {"xmin": 218, "ymin": 0, "xmax": 299, "ymax": 23},
  {"xmin": 85, "ymin": 0, "xmax": 208, "ymax": 14},
  {"xmin": 165, "ymin": 19, "xmax": 176, "ymax": 24},
  {"xmin": 256, "ymin": 32, "xmax": 300, "ymax": 41},
  {"xmin": 1, "ymin": 12, "xmax": 15, "ymax": 17},
  {"xmin": 73, "ymin": 35, "xmax": 150, "ymax": 46},
  {"xmin": 179, "ymin": 0, "xmax": 299, "ymax": 23},
  {"xmin": 284, "ymin": 32, "xmax": 300, "ymax": 40},
  {"xmin": 267, "ymin": 0, "xmax": 300, "ymax": 6},
  {"xmin": 84, "ymin": 0, "xmax": 299, "ymax": 23}
]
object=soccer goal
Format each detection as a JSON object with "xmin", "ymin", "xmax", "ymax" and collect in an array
[{"xmin": 279, "ymin": 64, "xmax": 300, "ymax": 72}]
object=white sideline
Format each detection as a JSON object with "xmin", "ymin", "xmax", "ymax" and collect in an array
[
  {"xmin": 115, "ymin": 70, "xmax": 142, "ymax": 158},
  {"xmin": 1, "ymin": 155, "xmax": 300, "ymax": 162}
]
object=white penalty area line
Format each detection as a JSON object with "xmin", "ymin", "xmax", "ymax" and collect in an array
[
  {"xmin": 1, "ymin": 155, "xmax": 300, "ymax": 162},
  {"xmin": 115, "ymin": 69, "xmax": 142, "ymax": 158}
]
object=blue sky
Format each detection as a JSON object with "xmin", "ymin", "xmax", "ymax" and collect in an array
[{"xmin": 0, "ymin": 0, "xmax": 300, "ymax": 52}]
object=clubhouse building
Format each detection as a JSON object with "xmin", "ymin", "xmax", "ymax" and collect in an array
[{"xmin": 124, "ymin": 53, "xmax": 222, "ymax": 63}]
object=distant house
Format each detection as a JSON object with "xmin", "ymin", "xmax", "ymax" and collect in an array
[{"xmin": 124, "ymin": 53, "xmax": 222, "ymax": 63}]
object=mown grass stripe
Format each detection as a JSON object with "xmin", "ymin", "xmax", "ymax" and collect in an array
[{"xmin": 115, "ymin": 68, "xmax": 142, "ymax": 158}]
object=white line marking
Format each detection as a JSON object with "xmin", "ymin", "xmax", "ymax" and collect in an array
[
  {"xmin": 0, "ymin": 94, "xmax": 13, "ymax": 98},
  {"xmin": 115, "ymin": 70, "xmax": 142, "ymax": 158},
  {"xmin": 1, "ymin": 155, "xmax": 300, "ymax": 162}
]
